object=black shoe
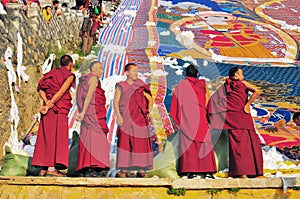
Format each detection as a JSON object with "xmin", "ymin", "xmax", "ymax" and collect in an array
[
  {"xmin": 188, "ymin": 173, "xmax": 205, "ymax": 179},
  {"xmin": 204, "ymin": 173, "xmax": 215, "ymax": 179},
  {"xmin": 78, "ymin": 168, "xmax": 86, "ymax": 177},
  {"xmin": 84, "ymin": 168, "xmax": 98, "ymax": 177},
  {"xmin": 96, "ymin": 169, "xmax": 109, "ymax": 177}
]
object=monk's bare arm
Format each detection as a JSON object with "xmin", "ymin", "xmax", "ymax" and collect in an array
[
  {"xmin": 113, "ymin": 85, "xmax": 123, "ymax": 126},
  {"xmin": 39, "ymin": 90, "xmax": 48, "ymax": 104},
  {"xmin": 205, "ymin": 84, "xmax": 210, "ymax": 106},
  {"xmin": 76, "ymin": 76, "xmax": 98, "ymax": 121},
  {"xmin": 48, "ymin": 75, "xmax": 75, "ymax": 108},
  {"xmin": 144, "ymin": 92, "xmax": 153, "ymax": 112},
  {"xmin": 243, "ymin": 81, "xmax": 261, "ymax": 113},
  {"xmin": 39, "ymin": 90, "xmax": 52, "ymax": 114}
]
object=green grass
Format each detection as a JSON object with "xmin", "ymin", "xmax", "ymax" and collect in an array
[
  {"xmin": 45, "ymin": 42, "xmax": 102, "ymax": 71},
  {"xmin": 207, "ymin": 188, "xmax": 222, "ymax": 196},
  {"xmin": 228, "ymin": 188, "xmax": 241, "ymax": 195},
  {"xmin": 167, "ymin": 187, "xmax": 186, "ymax": 196}
]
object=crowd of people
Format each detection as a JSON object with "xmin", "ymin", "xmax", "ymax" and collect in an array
[
  {"xmin": 30, "ymin": 54, "xmax": 300, "ymax": 179},
  {"xmin": 1, "ymin": 0, "xmax": 112, "ymax": 50},
  {"xmin": 79, "ymin": 8, "xmax": 109, "ymax": 53}
]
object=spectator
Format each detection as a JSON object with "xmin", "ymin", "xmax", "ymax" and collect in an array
[
  {"xmin": 80, "ymin": 12, "xmax": 94, "ymax": 53},
  {"xmin": 91, "ymin": 13, "xmax": 108, "ymax": 43},
  {"xmin": 293, "ymin": 112, "xmax": 300, "ymax": 127},
  {"xmin": 75, "ymin": 0, "xmax": 88, "ymax": 10},
  {"xmin": 61, "ymin": 2, "xmax": 67, "ymax": 8},
  {"xmin": 42, "ymin": 5, "xmax": 52, "ymax": 24},
  {"xmin": 52, "ymin": 0, "xmax": 62, "ymax": 15}
]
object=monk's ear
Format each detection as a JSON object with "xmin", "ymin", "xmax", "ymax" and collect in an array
[{"xmin": 233, "ymin": 73, "xmax": 239, "ymax": 80}]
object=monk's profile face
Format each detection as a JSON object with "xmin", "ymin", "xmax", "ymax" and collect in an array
[
  {"xmin": 126, "ymin": 65, "xmax": 138, "ymax": 81},
  {"xmin": 67, "ymin": 62, "xmax": 74, "ymax": 71},
  {"xmin": 93, "ymin": 62, "xmax": 104, "ymax": 78},
  {"xmin": 234, "ymin": 68, "xmax": 244, "ymax": 81},
  {"xmin": 294, "ymin": 117, "xmax": 300, "ymax": 126}
]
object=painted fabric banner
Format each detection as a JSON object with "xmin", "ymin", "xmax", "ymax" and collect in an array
[{"xmin": 70, "ymin": 0, "xmax": 300, "ymax": 164}]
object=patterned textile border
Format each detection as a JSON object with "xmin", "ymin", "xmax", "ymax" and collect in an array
[
  {"xmin": 127, "ymin": 0, "xmax": 174, "ymax": 144},
  {"xmin": 69, "ymin": 0, "xmax": 174, "ymax": 146},
  {"xmin": 68, "ymin": 0, "xmax": 143, "ymax": 143}
]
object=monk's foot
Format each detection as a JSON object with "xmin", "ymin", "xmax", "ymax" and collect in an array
[
  {"xmin": 39, "ymin": 170, "xmax": 47, "ymax": 177},
  {"xmin": 126, "ymin": 170, "xmax": 137, "ymax": 178},
  {"xmin": 46, "ymin": 169, "xmax": 66, "ymax": 177},
  {"xmin": 188, "ymin": 173, "xmax": 205, "ymax": 179},
  {"xmin": 137, "ymin": 170, "xmax": 148, "ymax": 178},
  {"xmin": 204, "ymin": 173, "xmax": 215, "ymax": 179},
  {"xmin": 231, "ymin": 175, "xmax": 248, "ymax": 178},
  {"xmin": 78, "ymin": 169, "xmax": 86, "ymax": 177},
  {"xmin": 117, "ymin": 171, "xmax": 127, "ymax": 178},
  {"xmin": 180, "ymin": 173, "xmax": 190, "ymax": 179},
  {"xmin": 255, "ymin": 175, "xmax": 267, "ymax": 178},
  {"xmin": 97, "ymin": 169, "xmax": 109, "ymax": 177}
]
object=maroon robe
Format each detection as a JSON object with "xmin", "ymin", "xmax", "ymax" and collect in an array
[
  {"xmin": 76, "ymin": 73, "xmax": 109, "ymax": 171},
  {"xmin": 116, "ymin": 79, "xmax": 153, "ymax": 170},
  {"xmin": 32, "ymin": 67, "xmax": 75, "ymax": 169},
  {"xmin": 170, "ymin": 77, "xmax": 216, "ymax": 174},
  {"xmin": 207, "ymin": 78, "xmax": 263, "ymax": 177}
]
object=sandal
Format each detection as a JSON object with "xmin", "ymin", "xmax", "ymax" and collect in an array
[
  {"xmin": 46, "ymin": 170, "xmax": 66, "ymax": 177},
  {"xmin": 126, "ymin": 171, "xmax": 137, "ymax": 178},
  {"xmin": 136, "ymin": 170, "xmax": 148, "ymax": 178},
  {"xmin": 117, "ymin": 171, "xmax": 127, "ymax": 178},
  {"xmin": 39, "ymin": 170, "xmax": 47, "ymax": 177}
]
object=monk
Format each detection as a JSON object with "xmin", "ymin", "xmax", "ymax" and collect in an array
[
  {"xmin": 292, "ymin": 112, "xmax": 300, "ymax": 127},
  {"xmin": 207, "ymin": 67, "xmax": 264, "ymax": 178},
  {"xmin": 170, "ymin": 64, "xmax": 216, "ymax": 179},
  {"xmin": 76, "ymin": 61, "xmax": 110, "ymax": 177},
  {"xmin": 113, "ymin": 63, "xmax": 153, "ymax": 178},
  {"xmin": 32, "ymin": 55, "xmax": 75, "ymax": 177}
]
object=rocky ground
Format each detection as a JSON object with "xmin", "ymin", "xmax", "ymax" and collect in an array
[{"xmin": 0, "ymin": 61, "xmax": 42, "ymax": 158}]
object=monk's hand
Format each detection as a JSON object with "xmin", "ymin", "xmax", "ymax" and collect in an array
[
  {"xmin": 40, "ymin": 106, "xmax": 49, "ymax": 115},
  {"xmin": 264, "ymin": 124, "xmax": 278, "ymax": 133},
  {"xmin": 116, "ymin": 116, "xmax": 123, "ymax": 126},
  {"xmin": 76, "ymin": 113, "xmax": 84, "ymax": 122},
  {"xmin": 149, "ymin": 106, "xmax": 153, "ymax": 114},
  {"xmin": 45, "ymin": 100, "xmax": 54, "ymax": 109},
  {"xmin": 244, "ymin": 104, "xmax": 251, "ymax": 114}
]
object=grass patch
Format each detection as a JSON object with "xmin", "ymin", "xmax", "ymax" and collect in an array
[
  {"xmin": 207, "ymin": 188, "xmax": 222, "ymax": 196},
  {"xmin": 167, "ymin": 187, "xmax": 186, "ymax": 196},
  {"xmin": 291, "ymin": 186, "xmax": 300, "ymax": 190},
  {"xmin": 228, "ymin": 188, "xmax": 241, "ymax": 195}
]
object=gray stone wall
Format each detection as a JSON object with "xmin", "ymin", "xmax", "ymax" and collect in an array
[
  {"xmin": 1, "ymin": 3, "xmax": 84, "ymax": 66},
  {"xmin": 0, "ymin": 3, "xmax": 84, "ymax": 158}
]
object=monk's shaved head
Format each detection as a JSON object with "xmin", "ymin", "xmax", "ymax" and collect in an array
[
  {"xmin": 228, "ymin": 67, "xmax": 241, "ymax": 78},
  {"xmin": 60, "ymin": 55, "xmax": 73, "ymax": 67},
  {"xmin": 124, "ymin": 63, "xmax": 137, "ymax": 72},
  {"xmin": 89, "ymin": 61, "xmax": 102, "ymax": 71},
  {"xmin": 186, "ymin": 64, "xmax": 198, "ymax": 78}
]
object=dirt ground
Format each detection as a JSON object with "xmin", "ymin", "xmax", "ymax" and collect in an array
[{"xmin": 0, "ymin": 62, "xmax": 42, "ymax": 158}]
